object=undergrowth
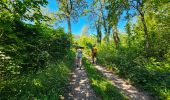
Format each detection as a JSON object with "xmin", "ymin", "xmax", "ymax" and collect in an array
[
  {"xmin": 0, "ymin": 51, "xmax": 74, "ymax": 100},
  {"xmin": 97, "ymin": 44, "xmax": 170, "ymax": 100}
]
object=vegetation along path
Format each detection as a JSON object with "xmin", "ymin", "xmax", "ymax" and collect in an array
[
  {"xmin": 88, "ymin": 58, "xmax": 156, "ymax": 100},
  {"xmin": 66, "ymin": 66, "xmax": 99, "ymax": 100}
]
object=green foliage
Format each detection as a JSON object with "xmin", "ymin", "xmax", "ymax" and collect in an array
[
  {"xmin": 0, "ymin": 20, "xmax": 73, "ymax": 100},
  {"xmin": 0, "ymin": 51, "xmax": 74, "ymax": 99},
  {"xmin": 96, "ymin": 42, "xmax": 170, "ymax": 99},
  {"xmin": 78, "ymin": 0, "xmax": 170, "ymax": 99},
  {"xmin": 56, "ymin": 0, "xmax": 87, "ymax": 22},
  {"xmin": 77, "ymin": 1, "xmax": 170, "ymax": 99},
  {"xmin": 0, "ymin": 1, "xmax": 74, "ymax": 99},
  {"xmin": 0, "ymin": 0, "xmax": 48, "ymax": 22},
  {"xmin": 0, "ymin": 21, "xmax": 72, "ymax": 76},
  {"xmin": 78, "ymin": 35, "xmax": 96, "ymax": 56},
  {"xmin": 83, "ymin": 58, "xmax": 127, "ymax": 100}
]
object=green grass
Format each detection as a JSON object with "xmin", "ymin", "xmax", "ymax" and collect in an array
[
  {"xmin": 0, "ymin": 53, "xmax": 74, "ymax": 100},
  {"xmin": 83, "ymin": 58, "xmax": 128, "ymax": 100}
]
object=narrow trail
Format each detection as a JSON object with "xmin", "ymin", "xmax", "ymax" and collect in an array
[
  {"xmin": 87, "ymin": 58, "xmax": 156, "ymax": 100},
  {"xmin": 65, "ymin": 67, "xmax": 99, "ymax": 100}
]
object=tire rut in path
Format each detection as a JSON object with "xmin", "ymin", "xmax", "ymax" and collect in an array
[
  {"xmin": 93, "ymin": 63, "xmax": 156, "ymax": 100},
  {"xmin": 65, "ymin": 67, "xmax": 99, "ymax": 100}
]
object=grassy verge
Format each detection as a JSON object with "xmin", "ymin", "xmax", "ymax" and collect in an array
[
  {"xmin": 0, "ymin": 52, "xmax": 74, "ymax": 100},
  {"xmin": 83, "ymin": 58, "xmax": 128, "ymax": 100}
]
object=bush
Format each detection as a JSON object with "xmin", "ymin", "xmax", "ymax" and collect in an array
[
  {"xmin": 96, "ymin": 43, "xmax": 170, "ymax": 99},
  {"xmin": 0, "ymin": 52, "xmax": 74, "ymax": 99},
  {"xmin": 0, "ymin": 22, "xmax": 72, "ymax": 76}
]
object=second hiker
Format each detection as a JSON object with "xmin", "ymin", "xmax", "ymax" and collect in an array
[{"xmin": 92, "ymin": 45, "xmax": 97, "ymax": 64}]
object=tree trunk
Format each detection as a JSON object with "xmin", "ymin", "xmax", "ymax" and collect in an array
[
  {"xmin": 96, "ymin": 26, "xmax": 102, "ymax": 44},
  {"xmin": 140, "ymin": 12, "xmax": 150, "ymax": 56},
  {"xmin": 103, "ymin": 20, "xmax": 109, "ymax": 43},
  {"xmin": 126, "ymin": 23, "xmax": 131, "ymax": 48},
  {"xmin": 99, "ymin": 31, "xmax": 102, "ymax": 44},
  {"xmin": 95, "ymin": 18, "xmax": 102, "ymax": 44},
  {"xmin": 67, "ymin": 16, "xmax": 71, "ymax": 34},
  {"xmin": 99, "ymin": 0, "xmax": 109, "ymax": 43},
  {"xmin": 112, "ymin": 25, "xmax": 120, "ymax": 48},
  {"xmin": 107, "ymin": 25, "xmax": 112, "ymax": 43}
]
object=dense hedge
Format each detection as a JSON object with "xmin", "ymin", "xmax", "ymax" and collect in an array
[
  {"xmin": 0, "ymin": 20, "xmax": 73, "ymax": 99},
  {"xmin": 0, "ymin": 20, "xmax": 72, "ymax": 80}
]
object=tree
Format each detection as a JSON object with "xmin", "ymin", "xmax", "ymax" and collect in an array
[
  {"xmin": 125, "ymin": 9, "xmax": 132, "ymax": 48},
  {"xmin": 40, "ymin": 7, "xmax": 58, "ymax": 27},
  {"xmin": 98, "ymin": 0, "xmax": 111, "ymax": 43},
  {"xmin": 81, "ymin": 25, "xmax": 89, "ymax": 36},
  {"xmin": 56, "ymin": 0, "xmax": 87, "ymax": 34},
  {"xmin": 95, "ymin": 18, "xmax": 102, "ymax": 44},
  {"xmin": 124, "ymin": 0, "xmax": 150, "ymax": 56},
  {"xmin": 88, "ymin": 0, "xmax": 112, "ymax": 43},
  {"xmin": 0, "ymin": 0, "xmax": 48, "ymax": 40},
  {"xmin": 144, "ymin": 0, "xmax": 170, "ymax": 58},
  {"xmin": 106, "ymin": 0, "xmax": 125, "ymax": 48},
  {"xmin": 0, "ymin": 0, "xmax": 48, "ymax": 22},
  {"xmin": 88, "ymin": 0, "xmax": 104, "ymax": 44}
]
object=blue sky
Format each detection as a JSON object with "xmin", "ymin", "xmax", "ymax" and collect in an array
[{"xmin": 47, "ymin": 0, "xmax": 129, "ymax": 35}]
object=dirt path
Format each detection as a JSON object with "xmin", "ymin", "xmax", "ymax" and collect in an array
[
  {"xmin": 91, "ymin": 62, "xmax": 156, "ymax": 100},
  {"xmin": 65, "ymin": 67, "xmax": 99, "ymax": 100}
]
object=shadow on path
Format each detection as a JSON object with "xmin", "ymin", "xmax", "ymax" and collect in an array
[{"xmin": 65, "ymin": 67, "xmax": 99, "ymax": 100}]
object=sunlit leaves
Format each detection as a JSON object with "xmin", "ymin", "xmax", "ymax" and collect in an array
[
  {"xmin": 56, "ymin": 0, "xmax": 87, "ymax": 22},
  {"xmin": 0, "ymin": 0, "xmax": 48, "ymax": 23}
]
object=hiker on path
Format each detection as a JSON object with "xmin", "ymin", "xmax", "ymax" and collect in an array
[
  {"xmin": 76, "ymin": 47, "xmax": 83, "ymax": 69},
  {"xmin": 92, "ymin": 45, "xmax": 97, "ymax": 64}
]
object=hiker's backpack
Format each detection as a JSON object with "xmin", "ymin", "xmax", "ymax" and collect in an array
[
  {"xmin": 77, "ymin": 49, "xmax": 82, "ymax": 58},
  {"xmin": 93, "ymin": 47, "xmax": 97, "ymax": 53}
]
